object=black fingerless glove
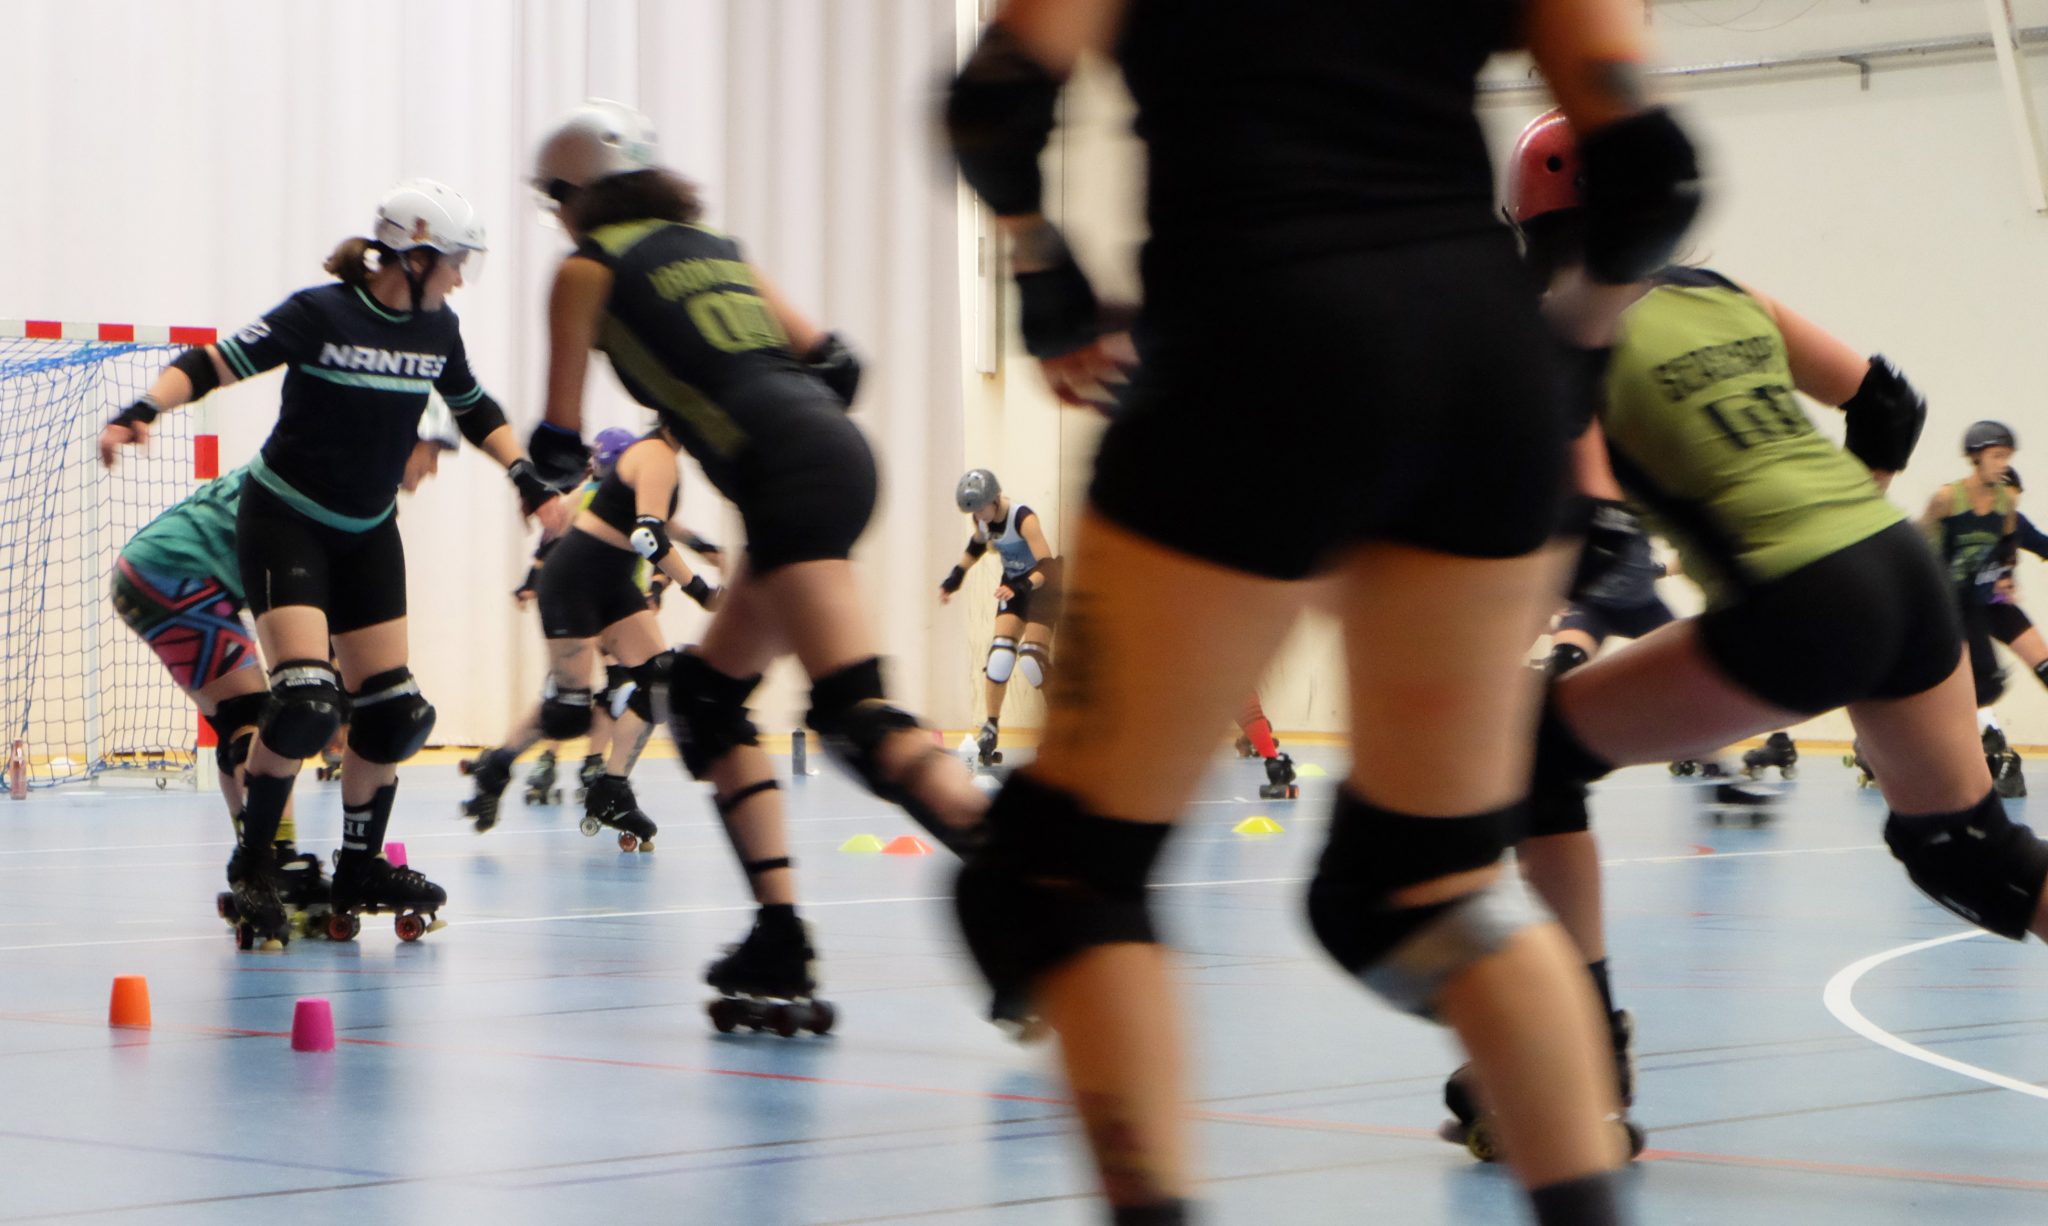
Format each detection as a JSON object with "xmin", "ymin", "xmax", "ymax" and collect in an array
[
  {"xmin": 507, "ymin": 459, "xmax": 555, "ymax": 516},
  {"xmin": 109, "ymin": 397, "xmax": 161, "ymax": 429},
  {"xmin": 682, "ymin": 574, "xmax": 717, "ymax": 608},
  {"xmin": 940, "ymin": 565, "xmax": 967, "ymax": 595}
]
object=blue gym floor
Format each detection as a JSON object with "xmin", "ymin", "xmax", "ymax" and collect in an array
[{"xmin": 2, "ymin": 745, "xmax": 2045, "ymax": 1224}]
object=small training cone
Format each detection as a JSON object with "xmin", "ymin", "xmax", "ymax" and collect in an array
[
  {"xmin": 383, "ymin": 842, "xmax": 407, "ymax": 868},
  {"xmin": 108, "ymin": 975, "xmax": 151, "ymax": 1029},
  {"xmin": 839, "ymin": 834, "xmax": 886, "ymax": 854},
  {"xmin": 291, "ymin": 997, "xmax": 336, "ymax": 1052},
  {"xmin": 1233, "ymin": 816, "xmax": 1285, "ymax": 835},
  {"xmin": 882, "ymin": 835, "xmax": 933, "ymax": 856},
  {"xmin": 930, "ymin": 728, "xmax": 944, "ymax": 746},
  {"xmin": 1294, "ymin": 763, "xmax": 1327, "ymax": 778}
]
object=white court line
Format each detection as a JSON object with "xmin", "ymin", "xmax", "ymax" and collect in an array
[{"xmin": 1822, "ymin": 930, "xmax": 2048, "ymax": 1102}]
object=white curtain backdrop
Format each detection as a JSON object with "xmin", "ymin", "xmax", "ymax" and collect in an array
[{"xmin": 0, "ymin": 0, "xmax": 970, "ymax": 745}]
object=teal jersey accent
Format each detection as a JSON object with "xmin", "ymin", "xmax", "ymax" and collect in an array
[{"xmin": 118, "ymin": 465, "xmax": 251, "ymax": 601}]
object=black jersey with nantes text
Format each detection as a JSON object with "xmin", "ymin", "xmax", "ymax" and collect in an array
[
  {"xmin": 1116, "ymin": 0, "xmax": 1520, "ymax": 259},
  {"xmin": 574, "ymin": 221, "xmax": 833, "ymax": 465},
  {"xmin": 215, "ymin": 283, "xmax": 489, "ymax": 523}
]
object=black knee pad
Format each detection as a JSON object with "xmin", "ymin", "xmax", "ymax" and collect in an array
[
  {"xmin": 539, "ymin": 677, "xmax": 595, "ymax": 739},
  {"xmin": 601, "ymin": 662, "xmax": 633, "ymax": 716},
  {"xmin": 623, "ymin": 652, "xmax": 669, "ymax": 723},
  {"xmin": 806, "ymin": 657, "xmax": 974, "ymax": 853},
  {"xmin": 346, "ymin": 667, "xmax": 437, "ymax": 764},
  {"xmin": 1525, "ymin": 689, "xmax": 1613, "ymax": 839},
  {"xmin": 209, "ymin": 691, "xmax": 270, "ymax": 776},
  {"xmin": 668, "ymin": 652, "xmax": 762, "ymax": 777},
  {"xmin": 1547, "ymin": 641, "xmax": 1590, "ymax": 678},
  {"xmin": 1306, "ymin": 788, "xmax": 1546, "ymax": 1017},
  {"xmin": 260, "ymin": 659, "xmax": 346, "ymax": 759},
  {"xmin": 1885, "ymin": 790, "xmax": 2048, "ymax": 940},
  {"xmin": 954, "ymin": 773, "xmax": 1170, "ymax": 1001}
]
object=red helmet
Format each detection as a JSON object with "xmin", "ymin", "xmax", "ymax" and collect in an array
[{"xmin": 1506, "ymin": 109, "xmax": 1584, "ymax": 224}]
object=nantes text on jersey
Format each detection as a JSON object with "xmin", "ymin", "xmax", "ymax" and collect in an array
[{"xmin": 216, "ymin": 283, "xmax": 493, "ymax": 528}]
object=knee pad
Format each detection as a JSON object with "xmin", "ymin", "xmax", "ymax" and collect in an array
[
  {"xmin": 1885, "ymin": 791, "xmax": 2048, "ymax": 940},
  {"xmin": 209, "ymin": 691, "xmax": 270, "ymax": 775},
  {"xmin": 346, "ymin": 668, "xmax": 437, "ymax": 764},
  {"xmin": 539, "ymin": 676, "xmax": 595, "ymax": 740},
  {"xmin": 1018, "ymin": 642, "xmax": 1050, "ymax": 688},
  {"xmin": 1525, "ymin": 689, "xmax": 1612, "ymax": 839},
  {"xmin": 668, "ymin": 652, "xmax": 762, "ymax": 777},
  {"xmin": 602, "ymin": 662, "xmax": 633, "ymax": 718},
  {"xmin": 954, "ymin": 773, "xmax": 1170, "ymax": 1000},
  {"xmin": 623, "ymin": 655, "xmax": 663, "ymax": 723},
  {"xmin": 1547, "ymin": 641, "xmax": 1590, "ymax": 678},
  {"xmin": 984, "ymin": 636, "xmax": 1018, "ymax": 684},
  {"xmin": 807, "ymin": 657, "xmax": 973, "ymax": 852},
  {"xmin": 260, "ymin": 659, "xmax": 346, "ymax": 759},
  {"xmin": 1306, "ymin": 788, "xmax": 1545, "ymax": 1017}
]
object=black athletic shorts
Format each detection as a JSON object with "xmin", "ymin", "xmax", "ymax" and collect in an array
[
  {"xmin": 1987, "ymin": 600, "xmax": 2035, "ymax": 645},
  {"xmin": 237, "ymin": 477, "xmax": 406, "ymax": 635},
  {"xmin": 686, "ymin": 380, "xmax": 877, "ymax": 574},
  {"xmin": 1697, "ymin": 520, "xmax": 1963, "ymax": 715},
  {"xmin": 1090, "ymin": 228, "xmax": 1572, "ymax": 579},
  {"xmin": 995, "ymin": 568, "xmax": 1061, "ymax": 628},
  {"xmin": 1557, "ymin": 597, "xmax": 1676, "ymax": 645},
  {"xmin": 537, "ymin": 529, "xmax": 648, "ymax": 640}
]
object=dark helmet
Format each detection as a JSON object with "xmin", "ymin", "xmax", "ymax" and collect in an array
[{"xmin": 1964, "ymin": 420, "xmax": 2017, "ymax": 455}]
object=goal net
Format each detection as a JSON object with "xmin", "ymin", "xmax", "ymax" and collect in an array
[{"xmin": 0, "ymin": 325, "xmax": 209, "ymax": 792}]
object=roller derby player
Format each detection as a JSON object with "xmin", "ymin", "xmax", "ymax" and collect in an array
[
  {"xmin": 530, "ymin": 101, "xmax": 990, "ymax": 1038},
  {"xmin": 1232, "ymin": 693, "xmax": 1298, "ymax": 799},
  {"xmin": 102, "ymin": 180, "xmax": 569, "ymax": 947},
  {"xmin": 940, "ymin": 468, "xmax": 1060, "ymax": 768},
  {"xmin": 1922, "ymin": 424, "xmax": 2035, "ymax": 796},
  {"xmin": 946, "ymin": 3, "xmax": 1703, "ymax": 1220},
  {"xmin": 1448, "ymin": 109, "xmax": 2048, "ymax": 1167},
  {"xmin": 465, "ymin": 427, "xmax": 721, "ymax": 834}
]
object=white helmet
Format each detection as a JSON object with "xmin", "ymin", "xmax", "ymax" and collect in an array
[
  {"xmin": 533, "ymin": 99, "xmax": 659, "ymax": 203},
  {"xmin": 374, "ymin": 178, "xmax": 487, "ymax": 256}
]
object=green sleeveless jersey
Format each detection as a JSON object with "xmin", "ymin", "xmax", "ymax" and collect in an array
[
  {"xmin": 1601, "ymin": 269, "xmax": 1902, "ymax": 610},
  {"xmin": 1930, "ymin": 481, "xmax": 2014, "ymax": 589}
]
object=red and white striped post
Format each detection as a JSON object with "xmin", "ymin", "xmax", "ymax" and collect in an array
[{"xmin": 2, "ymin": 320, "xmax": 220, "ymax": 793}]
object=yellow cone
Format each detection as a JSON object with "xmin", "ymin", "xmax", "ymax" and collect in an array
[
  {"xmin": 1294, "ymin": 763, "xmax": 1327, "ymax": 778},
  {"xmin": 1233, "ymin": 816, "xmax": 1284, "ymax": 835},
  {"xmin": 839, "ymin": 834, "xmax": 886, "ymax": 853}
]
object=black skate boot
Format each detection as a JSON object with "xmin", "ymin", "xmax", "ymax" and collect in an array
[
  {"xmin": 1706, "ymin": 780, "xmax": 1778, "ymax": 826},
  {"xmin": 1742, "ymin": 731, "xmax": 1798, "ymax": 781},
  {"xmin": 272, "ymin": 843, "xmax": 334, "ymax": 937},
  {"xmin": 1258, "ymin": 752, "xmax": 1300, "ymax": 800},
  {"xmin": 581, "ymin": 774, "xmax": 657, "ymax": 852},
  {"xmin": 575, "ymin": 753, "xmax": 605, "ymax": 801},
  {"xmin": 1844, "ymin": 738, "xmax": 1878, "ymax": 788},
  {"xmin": 524, "ymin": 748, "xmax": 561, "ymax": 805},
  {"xmin": 1442, "ymin": 1008, "xmax": 1644, "ymax": 1162},
  {"xmin": 216, "ymin": 841, "xmax": 292, "ymax": 950},
  {"xmin": 459, "ymin": 748, "xmax": 515, "ymax": 833},
  {"xmin": 1669, "ymin": 758, "xmax": 1731, "ymax": 779},
  {"xmin": 974, "ymin": 719, "xmax": 1003, "ymax": 768},
  {"xmin": 990, "ymin": 985, "xmax": 1048, "ymax": 1043},
  {"xmin": 325, "ymin": 853, "xmax": 446, "ymax": 943},
  {"xmin": 1985, "ymin": 727, "xmax": 2027, "ymax": 799},
  {"xmin": 705, "ymin": 907, "xmax": 834, "ymax": 1037}
]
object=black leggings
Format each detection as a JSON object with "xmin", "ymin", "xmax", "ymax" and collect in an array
[{"xmin": 237, "ymin": 478, "xmax": 406, "ymax": 634}]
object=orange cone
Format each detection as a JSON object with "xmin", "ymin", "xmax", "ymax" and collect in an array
[
  {"xmin": 108, "ymin": 975, "xmax": 151, "ymax": 1028},
  {"xmin": 882, "ymin": 835, "xmax": 932, "ymax": 856}
]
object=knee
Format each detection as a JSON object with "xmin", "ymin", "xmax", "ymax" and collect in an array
[
  {"xmin": 1305, "ymin": 787, "xmax": 1545, "ymax": 1018},
  {"xmin": 346, "ymin": 668, "xmax": 437, "ymax": 764},
  {"xmin": 984, "ymin": 637, "xmax": 1018, "ymax": 684},
  {"xmin": 955, "ymin": 773, "xmax": 1169, "ymax": 1001},
  {"xmin": 1524, "ymin": 688, "xmax": 1612, "ymax": 839},
  {"xmin": 1018, "ymin": 642, "xmax": 1051, "ymax": 688},
  {"xmin": 259, "ymin": 659, "xmax": 347, "ymax": 759},
  {"xmin": 1885, "ymin": 791, "xmax": 2048, "ymax": 940},
  {"xmin": 668, "ymin": 651, "xmax": 763, "ymax": 777},
  {"xmin": 209, "ymin": 691, "xmax": 270, "ymax": 777},
  {"xmin": 538, "ymin": 676, "xmax": 595, "ymax": 740}
]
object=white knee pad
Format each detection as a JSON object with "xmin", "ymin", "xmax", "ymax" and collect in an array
[
  {"xmin": 1018, "ymin": 643, "xmax": 1049, "ymax": 688},
  {"xmin": 985, "ymin": 636, "xmax": 1018, "ymax": 684}
]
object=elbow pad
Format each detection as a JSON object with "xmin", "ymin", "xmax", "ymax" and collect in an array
[
  {"xmin": 171, "ymin": 346, "xmax": 222, "ymax": 399},
  {"xmin": 1841, "ymin": 355, "xmax": 1926, "ymax": 473},
  {"xmin": 455, "ymin": 393, "xmax": 509, "ymax": 447},
  {"xmin": 945, "ymin": 23, "xmax": 1062, "ymax": 217},
  {"xmin": 630, "ymin": 515, "xmax": 672, "ymax": 562}
]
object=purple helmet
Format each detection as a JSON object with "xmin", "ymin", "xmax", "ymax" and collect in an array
[{"xmin": 592, "ymin": 427, "xmax": 638, "ymax": 467}]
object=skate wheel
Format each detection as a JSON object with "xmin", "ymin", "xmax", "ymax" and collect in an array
[
  {"xmin": 617, "ymin": 832, "xmax": 639, "ymax": 853},
  {"xmin": 708, "ymin": 999, "xmax": 742, "ymax": 1034},
  {"xmin": 1781, "ymin": 765, "xmax": 1797, "ymax": 781},
  {"xmin": 458, "ymin": 758, "xmax": 476, "ymax": 776},
  {"xmin": 394, "ymin": 913, "xmax": 427, "ymax": 942},
  {"xmin": 1668, "ymin": 761, "xmax": 1686, "ymax": 776},
  {"xmin": 769, "ymin": 1004, "xmax": 801, "ymax": 1038},
  {"xmin": 156, "ymin": 777, "xmax": 168, "ymax": 791},
  {"xmin": 216, "ymin": 892, "xmax": 235, "ymax": 921},
  {"xmin": 1465, "ymin": 1120, "xmax": 1501, "ymax": 1163},
  {"xmin": 236, "ymin": 923, "xmax": 256, "ymax": 951},
  {"xmin": 637, "ymin": 839, "xmax": 655, "ymax": 854},
  {"xmin": 579, "ymin": 816, "xmax": 602, "ymax": 838},
  {"xmin": 806, "ymin": 1001, "xmax": 836, "ymax": 1035},
  {"xmin": 326, "ymin": 913, "xmax": 361, "ymax": 943}
]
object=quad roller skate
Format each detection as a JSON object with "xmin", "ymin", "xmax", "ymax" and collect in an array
[
  {"xmin": 227, "ymin": 843, "xmax": 336, "ymax": 938},
  {"xmin": 1843, "ymin": 739, "xmax": 1878, "ymax": 789},
  {"xmin": 1668, "ymin": 758, "xmax": 1730, "ymax": 779},
  {"xmin": 324, "ymin": 853, "xmax": 446, "ymax": 943},
  {"xmin": 1443, "ymin": 1009, "xmax": 1644, "ymax": 1163},
  {"xmin": 580, "ymin": 775, "xmax": 657, "ymax": 852},
  {"xmin": 574, "ymin": 753, "xmax": 605, "ymax": 801},
  {"xmin": 215, "ymin": 844, "xmax": 293, "ymax": 950},
  {"xmin": 705, "ymin": 909, "xmax": 835, "ymax": 1037},
  {"xmin": 1257, "ymin": 752, "xmax": 1300, "ymax": 800},
  {"xmin": 1742, "ymin": 732, "xmax": 1798, "ymax": 781},
  {"xmin": 974, "ymin": 719, "xmax": 1003, "ymax": 768},
  {"xmin": 990, "ymin": 985, "xmax": 1049, "ymax": 1044},
  {"xmin": 1705, "ymin": 780, "xmax": 1778, "ymax": 826},
  {"xmin": 1985, "ymin": 727, "xmax": 2027, "ymax": 799},
  {"xmin": 458, "ymin": 748, "xmax": 515, "ymax": 833},
  {"xmin": 524, "ymin": 748, "xmax": 562, "ymax": 805}
]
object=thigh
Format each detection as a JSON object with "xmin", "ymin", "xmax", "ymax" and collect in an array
[
  {"xmin": 990, "ymin": 610, "xmax": 1025, "ymax": 642},
  {"xmin": 237, "ymin": 481, "xmax": 330, "ymax": 619},
  {"xmin": 327, "ymin": 514, "xmax": 407, "ymax": 636},
  {"xmin": 1554, "ymin": 618, "xmax": 1808, "ymax": 769},
  {"xmin": 1029, "ymin": 511, "xmax": 1303, "ymax": 822},
  {"xmin": 112, "ymin": 560, "xmax": 260, "ymax": 692},
  {"xmin": 695, "ymin": 561, "xmax": 794, "ymax": 680},
  {"xmin": 1849, "ymin": 656, "xmax": 1993, "ymax": 815},
  {"xmin": 332, "ymin": 618, "xmax": 407, "ymax": 690},
  {"xmin": 548, "ymin": 636, "xmax": 599, "ymax": 689},
  {"xmin": 599, "ymin": 609, "xmax": 668, "ymax": 669}
]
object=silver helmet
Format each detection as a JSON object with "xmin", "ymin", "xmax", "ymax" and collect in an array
[{"xmin": 955, "ymin": 468, "xmax": 1001, "ymax": 513}]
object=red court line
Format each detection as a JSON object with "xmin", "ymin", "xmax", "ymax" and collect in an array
[{"xmin": 1640, "ymin": 1146, "xmax": 2048, "ymax": 1191}]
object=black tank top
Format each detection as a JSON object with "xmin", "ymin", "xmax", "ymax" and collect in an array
[
  {"xmin": 1116, "ymin": 0, "xmax": 1518, "ymax": 262},
  {"xmin": 585, "ymin": 455, "xmax": 680, "ymax": 537}
]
